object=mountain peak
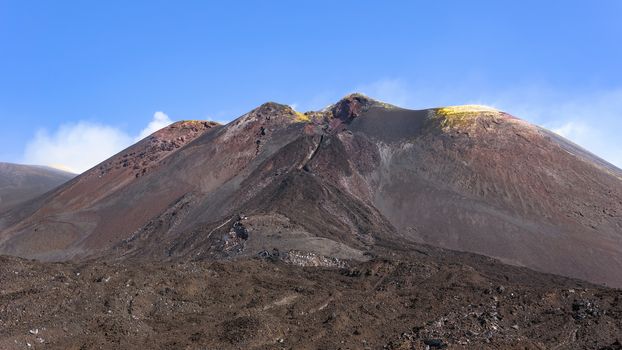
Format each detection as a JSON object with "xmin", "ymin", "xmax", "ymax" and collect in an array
[
  {"xmin": 434, "ymin": 104, "xmax": 514, "ymax": 129},
  {"xmin": 166, "ymin": 120, "xmax": 221, "ymax": 131},
  {"xmin": 328, "ymin": 93, "xmax": 383, "ymax": 121},
  {"xmin": 231, "ymin": 102, "xmax": 303, "ymax": 128},
  {"xmin": 255, "ymin": 101, "xmax": 294, "ymax": 114},
  {"xmin": 148, "ymin": 120, "xmax": 220, "ymax": 143}
]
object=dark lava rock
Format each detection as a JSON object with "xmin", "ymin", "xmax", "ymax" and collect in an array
[
  {"xmin": 424, "ymin": 338, "xmax": 447, "ymax": 348},
  {"xmin": 572, "ymin": 299, "xmax": 601, "ymax": 320}
]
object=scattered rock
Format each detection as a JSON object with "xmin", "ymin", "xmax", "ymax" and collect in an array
[
  {"xmin": 424, "ymin": 338, "xmax": 447, "ymax": 348},
  {"xmin": 572, "ymin": 299, "xmax": 601, "ymax": 320}
]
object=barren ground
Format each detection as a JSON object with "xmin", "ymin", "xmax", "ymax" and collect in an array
[{"xmin": 1, "ymin": 243, "xmax": 620, "ymax": 350}]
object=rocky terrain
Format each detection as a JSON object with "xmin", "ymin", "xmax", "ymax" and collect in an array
[
  {"xmin": 0, "ymin": 163, "xmax": 74, "ymax": 213},
  {"xmin": 0, "ymin": 94, "xmax": 621, "ymax": 348},
  {"xmin": 1, "ymin": 243, "xmax": 621, "ymax": 350}
]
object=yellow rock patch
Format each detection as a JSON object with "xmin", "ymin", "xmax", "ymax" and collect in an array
[
  {"xmin": 435, "ymin": 105, "xmax": 501, "ymax": 128},
  {"xmin": 294, "ymin": 111, "xmax": 311, "ymax": 123}
]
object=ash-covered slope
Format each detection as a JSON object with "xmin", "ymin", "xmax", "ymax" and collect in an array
[
  {"xmin": 0, "ymin": 121, "xmax": 219, "ymax": 260},
  {"xmin": 1, "ymin": 94, "xmax": 621, "ymax": 288},
  {"xmin": 0, "ymin": 163, "xmax": 74, "ymax": 213}
]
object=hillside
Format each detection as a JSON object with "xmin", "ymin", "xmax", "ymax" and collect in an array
[
  {"xmin": 0, "ymin": 163, "xmax": 74, "ymax": 213},
  {"xmin": 0, "ymin": 95, "xmax": 621, "ymax": 289}
]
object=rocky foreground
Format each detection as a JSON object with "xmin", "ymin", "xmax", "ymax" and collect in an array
[{"xmin": 1, "ymin": 243, "xmax": 620, "ymax": 350}]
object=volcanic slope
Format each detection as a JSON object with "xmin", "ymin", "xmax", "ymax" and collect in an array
[
  {"xmin": 0, "ymin": 163, "xmax": 74, "ymax": 213},
  {"xmin": 1, "ymin": 94, "xmax": 622, "ymax": 288},
  {"xmin": 0, "ymin": 121, "xmax": 219, "ymax": 260}
]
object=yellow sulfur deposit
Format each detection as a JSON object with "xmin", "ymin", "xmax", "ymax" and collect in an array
[
  {"xmin": 294, "ymin": 111, "xmax": 311, "ymax": 123},
  {"xmin": 435, "ymin": 105, "xmax": 501, "ymax": 128}
]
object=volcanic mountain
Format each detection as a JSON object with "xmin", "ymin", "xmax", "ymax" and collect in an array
[
  {"xmin": 1, "ymin": 94, "xmax": 621, "ymax": 289},
  {"xmin": 0, "ymin": 162, "xmax": 74, "ymax": 213}
]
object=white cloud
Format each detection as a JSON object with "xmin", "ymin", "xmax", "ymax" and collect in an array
[
  {"xmin": 552, "ymin": 121, "xmax": 590, "ymax": 140},
  {"xmin": 23, "ymin": 122, "xmax": 132, "ymax": 174},
  {"xmin": 497, "ymin": 88, "xmax": 622, "ymax": 169},
  {"xmin": 135, "ymin": 111, "xmax": 173, "ymax": 141},
  {"xmin": 550, "ymin": 120, "xmax": 621, "ymax": 168},
  {"xmin": 23, "ymin": 112, "xmax": 175, "ymax": 174}
]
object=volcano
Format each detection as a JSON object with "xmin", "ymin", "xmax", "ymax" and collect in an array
[
  {"xmin": 1, "ymin": 94, "xmax": 622, "ymax": 348},
  {"xmin": 1, "ymin": 95, "xmax": 621, "ymax": 286}
]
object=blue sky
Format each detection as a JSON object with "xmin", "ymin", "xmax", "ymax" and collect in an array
[{"xmin": 1, "ymin": 0, "xmax": 621, "ymax": 172}]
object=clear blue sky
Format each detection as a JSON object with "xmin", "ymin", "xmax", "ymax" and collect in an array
[{"xmin": 1, "ymin": 0, "xmax": 621, "ymax": 172}]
